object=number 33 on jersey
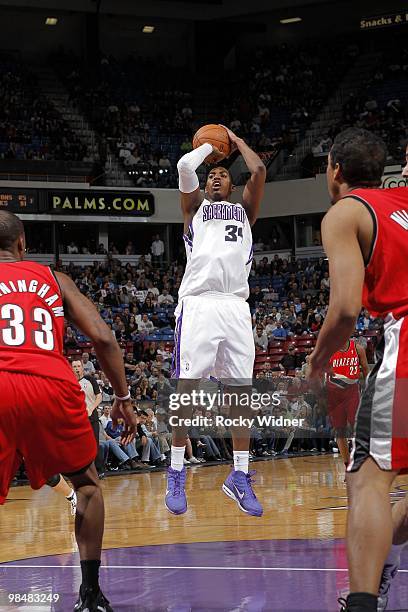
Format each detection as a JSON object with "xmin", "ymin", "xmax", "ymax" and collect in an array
[{"xmin": 0, "ymin": 261, "xmax": 74, "ymax": 383}]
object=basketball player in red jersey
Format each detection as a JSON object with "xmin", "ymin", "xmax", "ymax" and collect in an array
[
  {"xmin": 0, "ymin": 211, "xmax": 136, "ymax": 612},
  {"xmin": 327, "ymin": 338, "xmax": 369, "ymax": 470},
  {"xmin": 307, "ymin": 127, "xmax": 408, "ymax": 612}
]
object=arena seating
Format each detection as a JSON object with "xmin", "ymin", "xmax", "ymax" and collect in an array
[
  {"xmin": 0, "ymin": 54, "xmax": 87, "ymax": 163},
  {"xmin": 58, "ymin": 254, "xmax": 381, "ymax": 385}
]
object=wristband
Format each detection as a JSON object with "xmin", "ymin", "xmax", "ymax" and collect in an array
[{"xmin": 115, "ymin": 392, "xmax": 131, "ymax": 401}]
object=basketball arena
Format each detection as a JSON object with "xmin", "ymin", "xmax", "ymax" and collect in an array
[{"xmin": 1, "ymin": 1, "xmax": 408, "ymax": 611}]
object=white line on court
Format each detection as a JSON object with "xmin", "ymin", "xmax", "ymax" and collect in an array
[{"xmin": 1, "ymin": 565, "xmax": 408, "ymax": 573}]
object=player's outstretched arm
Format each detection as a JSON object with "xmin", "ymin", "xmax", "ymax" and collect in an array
[
  {"xmin": 222, "ymin": 126, "xmax": 266, "ymax": 226},
  {"xmin": 308, "ymin": 200, "xmax": 368, "ymax": 378},
  {"xmin": 177, "ymin": 143, "xmax": 224, "ymax": 221}
]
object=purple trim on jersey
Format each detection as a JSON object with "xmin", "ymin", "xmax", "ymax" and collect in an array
[
  {"xmin": 245, "ymin": 245, "xmax": 254, "ymax": 265},
  {"xmin": 171, "ymin": 305, "xmax": 184, "ymax": 378},
  {"xmin": 189, "ymin": 221, "xmax": 194, "ymax": 239},
  {"xmin": 183, "ymin": 234, "xmax": 193, "ymax": 248}
]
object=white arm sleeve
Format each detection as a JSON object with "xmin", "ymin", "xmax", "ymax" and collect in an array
[{"xmin": 177, "ymin": 143, "xmax": 213, "ymax": 193}]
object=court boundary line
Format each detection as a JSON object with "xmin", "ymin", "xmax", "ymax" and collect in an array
[{"xmin": 1, "ymin": 565, "xmax": 408, "ymax": 573}]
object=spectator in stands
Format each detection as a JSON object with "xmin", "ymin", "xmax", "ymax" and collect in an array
[
  {"xmin": 81, "ymin": 352, "xmax": 96, "ymax": 376},
  {"xmin": 105, "ymin": 418, "xmax": 140, "ymax": 467},
  {"xmin": 271, "ymin": 321, "xmax": 288, "ymax": 340},
  {"xmin": 253, "ymin": 237, "xmax": 264, "ymax": 252},
  {"xmin": 67, "ymin": 241, "xmax": 79, "ymax": 254},
  {"xmin": 264, "ymin": 316, "xmax": 277, "ymax": 338},
  {"xmin": 64, "ymin": 326, "xmax": 78, "ymax": 348},
  {"xmin": 100, "ymin": 374, "xmax": 114, "ymax": 404},
  {"xmin": 98, "ymin": 421, "xmax": 139, "ymax": 471},
  {"xmin": 151, "ymin": 234, "xmax": 165, "ymax": 266},
  {"xmin": 280, "ymin": 345, "xmax": 297, "ymax": 373},
  {"xmin": 311, "ymin": 314, "xmax": 323, "ymax": 333},
  {"xmin": 254, "ymin": 324, "xmax": 268, "ymax": 350},
  {"xmin": 138, "ymin": 313, "xmax": 155, "ymax": 334},
  {"xmin": 158, "ymin": 288, "xmax": 174, "ymax": 305},
  {"xmin": 137, "ymin": 411, "xmax": 162, "ymax": 465},
  {"xmin": 99, "ymin": 405, "xmax": 112, "ymax": 429},
  {"xmin": 156, "ymin": 408, "xmax": 172, "ymax": 459}
]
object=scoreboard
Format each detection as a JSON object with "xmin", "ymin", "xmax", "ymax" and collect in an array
[{"xmin": 0, "ymin": 189, "xmax": 39, "ymax": 213}]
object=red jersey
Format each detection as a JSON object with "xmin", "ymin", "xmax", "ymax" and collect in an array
[
  {"xmin": 349, "ymin": 187, "xmax": 408, "ymax": 319},
  {"xmin": 329, "ymin": 339, "xmax": 360, "ymax": 385},
  {"xmin": 0, "ymin": 260, "xmax": 76, "ymax": 384}
]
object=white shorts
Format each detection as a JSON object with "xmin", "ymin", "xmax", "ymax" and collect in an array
[{"xmin": 172, "ymin": 295, "xmax": 255, "ymax": 384}]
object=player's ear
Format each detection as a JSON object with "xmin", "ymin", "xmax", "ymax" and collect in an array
[
  {"xmin": 17, "ymin": 234, "xmax": 26, "ymax": 256},
  {"xmin": 333, "ymin": 162, "xmax": 342, "ymax": 182},
  {"xmin": 231, "ymin": 183, "xmax": 236, "ymax": 192}
]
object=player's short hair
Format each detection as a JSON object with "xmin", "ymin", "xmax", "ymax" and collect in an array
[
  {"xmin": 0, "ymin": 210, "xmax": 24, "ymax": 250},
  {"xmin": 330, "ymin": 128, "xmax": 386, "ymax": 187},
  {"xmin": 206, "ymin": 165, "xmax": 232, "ymax": 181}
]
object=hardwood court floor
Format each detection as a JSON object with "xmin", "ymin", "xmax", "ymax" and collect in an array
[
  {"xmin": 2, "ymin": 455, "xmax": 408, "ymax": 611},
  {"xmin": 2, "ymin": 454, "xmax": 408, "ymax": 564}
]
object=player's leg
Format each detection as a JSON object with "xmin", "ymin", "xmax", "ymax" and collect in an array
[
  {"xmin": 217, "ymin": 300, "xmax": 262, "ymax": 516},
  {"xmin": 166, "ymin": 296, "xmax": 219, "ymax": 514},
  {"xmin": 336, "ymin": 436, "xmax": 350, "ymax": 466},
  {"xmin": 165, "ymin": 378, "xmax": 198, "ymax": 514},
  {"xmin": 342, "ymin": 326, "xmax": 408, "ymax": 612},
  {"xmin": 0, "ymin": 373, "xmax": 21, "ymax": 506},
  {"xmin": 342, "ymin": 458, "xmax": 396, "ymax": 612},
  {"xmin": 328, "ymin": 385, "xmax": 351, "ymax": 471},
  {"xmin": 377, "ymin": 494, "xmax": 408, "ymax": 611},
  {"xmin": 46, "ymin": 473, "xmax": 77, "ymax": 516},
  {"xmin": 20, "ymin": 376, "xmax": 109, "ymax": 611},
  {"xmin": 65, "ymin": 463, "xmax": 112, "ymax": 612}
]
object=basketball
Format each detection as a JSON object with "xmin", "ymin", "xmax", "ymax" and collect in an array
[{"xmin": 192, "ymin": 124, "xmax": 231, "ymax": 159}]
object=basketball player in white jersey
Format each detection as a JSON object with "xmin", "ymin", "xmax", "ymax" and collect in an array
[{"xmin": 165, "ymin": 126, "xmax": 266, "ymax": 517}]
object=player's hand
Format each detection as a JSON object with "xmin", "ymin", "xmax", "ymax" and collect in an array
[
  {"xmin": 219, "ymin": 124, "xmax": 242, "ymax": 154},
  {"xmin": 205, "ymin": 145, "xmax": 226, "ymax": 165},
  {"xmin": 111, "ymin": 398, "xmax": 137, "ymax": 445},
  {"xmin": 306, "ymin": 355, "xmax": 326, "ymax": 392}
]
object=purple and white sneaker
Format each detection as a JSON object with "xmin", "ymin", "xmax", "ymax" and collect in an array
[
  {"xmin": 165, "ymin": 467, "xmax": 187, "ymax": 515},
  {"xmin": 222, "ymin": 469, "xmax": 263, "ymax": 517}
]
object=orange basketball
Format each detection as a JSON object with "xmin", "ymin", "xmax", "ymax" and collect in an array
[{"xmin": 192, "ymin": 124, "xmax": 231, "ymax": 159}]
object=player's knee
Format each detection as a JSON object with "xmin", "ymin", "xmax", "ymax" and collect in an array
[{"xmin": 46, "ymin": 474, "xmax": 61, "ymax": 488}]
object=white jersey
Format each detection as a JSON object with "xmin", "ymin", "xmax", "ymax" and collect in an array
[{"xmin": 178, "ymin": 199, "xmax": 253, "ymax": 301}]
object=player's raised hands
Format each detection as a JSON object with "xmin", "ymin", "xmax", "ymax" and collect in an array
[
  {"xmin": 219, "ymin": 124, "xmax": 241, "ymax": 153},
  {"xmin": 205, "ymin": 145, "xmax": 226, "ymax": 165}
]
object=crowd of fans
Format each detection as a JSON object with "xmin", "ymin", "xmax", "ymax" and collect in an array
[
  {"xmin": 30, "ymin": 251, "xmax": 376, "ymax": 478},
  {"xmin": 0, "ymin": 56, "xmax": 89, "ymax": 162},
  {"xmin": 2, "ymin": 32, "xmax": 406, "ymax": 186},
  {"xmin": 52, "ymin": 53, "xmax": 193, "ymax": 187},
  {"xmin": 310, "ymin": 33, "xmax": 408, "ymax": 173},
  {"xmin": 220, "ymin": 41, "xmax": 359, "ymax": 157}
]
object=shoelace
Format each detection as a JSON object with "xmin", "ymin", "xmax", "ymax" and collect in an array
[
  {"xmin": 169, "ymin": 470, "xmax": 184, "ymax": 496},
  {"xmin": 236, "ymin": 470, "xmax": 258, "ymax": 499},
  {"xmin": 337, "ymin": 597, "xmax": 347, "ymax": 611},
  {"xmin": 379, "ymin": 562, "xmax": 399, "ymax": 595}
]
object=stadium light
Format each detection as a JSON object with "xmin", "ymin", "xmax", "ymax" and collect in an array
[
  {"xmin": 142, "ymin": 25, "xmax": 155, "ymax": 34},
  {"xmin": 280, "ymin": 17, "xmax": 302, "ymax": 24},
  {"xmin": 45, "ymin": 17, "xmax": 58, "ymax": 26}
]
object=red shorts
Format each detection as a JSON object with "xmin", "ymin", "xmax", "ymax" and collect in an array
[
  {"xmin": 0, "ymin": 371, "xmax": 97, "ymax": 504},
  {"xmin": 350, "ymin": 315, "xmax": 408, "ymax": 474},
  {"xmin": 327, "ymin": 380, "xmax": 360, "ymax": 430}
]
